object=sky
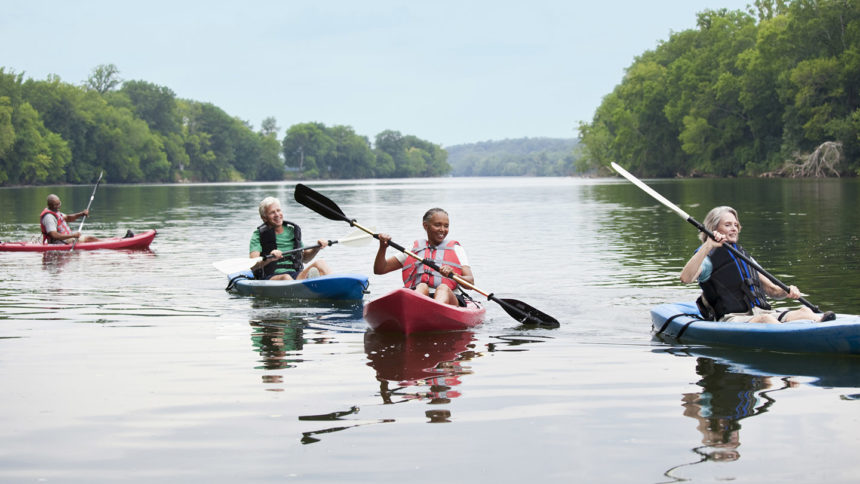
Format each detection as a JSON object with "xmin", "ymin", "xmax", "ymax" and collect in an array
[{"xmin": 1, "ymin": 0, "xmax": 753, "ymax": 147}]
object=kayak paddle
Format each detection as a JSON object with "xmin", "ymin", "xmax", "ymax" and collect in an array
[
  {"xmin": 212, "ymin": 228, "xmax": 374, "ymax": 274},
  {"xmin": 293, "ymin": 183, "xmax": 560, "ymax": 328},
  {"xmin": 70, "ymin": 170, "xmax": 103, "ymax": 252},
  {"xmin": 609, "ymin": 161, "xmax": 821, "ymax": 313}
]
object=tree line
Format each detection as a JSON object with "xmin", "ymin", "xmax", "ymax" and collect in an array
[
  {"xmin": 578, "ymin": 0, "xmax": 860, "ymax": 177},
  {"xmin": 0, "ymin": 65, "xmax": 449, "ymax": 186}
]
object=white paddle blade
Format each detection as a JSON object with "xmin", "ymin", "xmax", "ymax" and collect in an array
[
  {"xmin": 337, "ymin": 227, "xmax": 375, "ymax": 247},
  {"xmin": 213, "ymin": 256, "xmax": 261, "ymax": 274}
]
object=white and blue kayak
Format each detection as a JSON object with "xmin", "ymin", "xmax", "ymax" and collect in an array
[
  {"xmin": 227, "ymin": 270, "xmax": 369, "ymax": 301},
  {"xmin": 651, "ymin": 302, "xmax": 860, "ymax": 355}
]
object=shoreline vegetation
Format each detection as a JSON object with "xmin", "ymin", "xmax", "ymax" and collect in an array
[
  {"xmin": 3, "ymin": 1, "xmax": 857, "ymax": 186},
  {"xmin": 578, "ymin": 0, "xmax": 859, "ymax": 179}
]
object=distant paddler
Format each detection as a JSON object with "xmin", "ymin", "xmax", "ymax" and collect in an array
[{"xmin": 40, "ymin": 194, "xmax": 101, "ymax": 244}]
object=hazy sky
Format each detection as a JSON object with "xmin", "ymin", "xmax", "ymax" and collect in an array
[{"xmin": 2, "ymin": 0, "xmax": 752, "ymax": 147}]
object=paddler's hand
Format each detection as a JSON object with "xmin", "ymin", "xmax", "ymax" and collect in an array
[
  {"xmin": 317, "ymin": 239, "xmax": 329, "ymax": 248},
  {"xmin": 377, "ymin": 233, "xmax": 391, "ymax": 248},
  {"xmin": 785, "ymin": 285, "xmax": 801, "ymax": 299},
  {"xmin": 439, "ymin": 265, "xmax": 454, "ymax": 278},
  {"xmin": 270, "ymin": 249, "xmax": 283, "ymax": 262},
  {"xmin": 706, "ymin": 231, "xmax": 727, "ymax": 250}
]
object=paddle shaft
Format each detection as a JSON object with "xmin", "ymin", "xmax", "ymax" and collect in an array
[
  {"xmin": 71, "ymin": 171, "xmax": 103, "ymax": 251},
  {"xmin": 610, "ymin": 162, "xmax": 820, "ymax": 313}
]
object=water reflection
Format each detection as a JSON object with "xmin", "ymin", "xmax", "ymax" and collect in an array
[
  {"xmin": 298, "ymin": 407, "xmax": 394, "ymax": 445},
  {"xmin": 658, "ymin": 348, "xmax": 860, "ymax": 481},
  {"xmin": 364, "ymin": 330, "xmax": 477, "ymax": 411},
  {"xmin": 249, "ymin": 318, "xmax": 308, "ymax": 390},
  {"xmin": 42, "ymin": 251, "xmax": 75, "ymax": 273}
]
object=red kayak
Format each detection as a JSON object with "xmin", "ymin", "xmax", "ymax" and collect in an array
[
  {"xmin": 0, "ymin": 229, "xmax": 157, "ymax": 252},
  {"xmin": 363, "ymin": 287, "xmax": 486, "ymax": 334}
]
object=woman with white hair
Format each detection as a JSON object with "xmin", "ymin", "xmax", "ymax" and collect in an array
[
  {"xmin": 249, "ymin": 196, "xmax": 332, "ymax": 280},
  {"xmin": 680, "ymin": 206, "xmax": 834, "ymax": 324}
]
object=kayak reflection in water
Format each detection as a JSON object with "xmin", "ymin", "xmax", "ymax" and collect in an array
[
  {"xmin": 679, "ymin": 206, "xmax": 834, "ymax": 324},
  {"xmin": 249, "ymin": 197, "xmax": 332, "ymax": 281},
  {"xmin": 40, "ymin": 194, "xmax": 100, "ymax": 244},
  {"xmin": 373, "ymin": 207, "xmax": 474, "ymax": 307}
]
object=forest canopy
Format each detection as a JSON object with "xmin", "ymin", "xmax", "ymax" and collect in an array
[
  {"xmin": 578, "ymin": 0, "xmax": 860, "ymax": 177},
  {"xmin": 0, "ymin": 66, "xmax": 449, "ymax": 185}
]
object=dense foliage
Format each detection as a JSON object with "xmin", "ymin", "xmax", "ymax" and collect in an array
[
  {"xmin": 446, "ymin": 138, "xmax": 580, "ymax": 176},
  {"xmin": 0, "ymin": 66, "xmax": 448, "ymax": 185},
  {"xmin": 578, "ymin": 0, "xmax": 860, "ymax": 177},
  {"xmin": 282, "ymin": 125, "xmax": 450, "ymax": 179}
]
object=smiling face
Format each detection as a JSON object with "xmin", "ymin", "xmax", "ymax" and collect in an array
[
  {"xmin": 423, "ymin": 212, "xmax": 450, "ymax": 246},
  {"xmin": 715, "ymin": 212, "xmax": 741, "ymax": 243},
  {"xmin": 262, "ymin": 201, "xmax": 284, "ymax": 228}
]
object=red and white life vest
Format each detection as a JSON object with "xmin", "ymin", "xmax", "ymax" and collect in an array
[
  {"xmin": 402, "ymin": 239, "xmax": 464, "ymax": 290},
  {"xmin": 40, "ymin": 208, "xmax": 72, "ymax": 243}
]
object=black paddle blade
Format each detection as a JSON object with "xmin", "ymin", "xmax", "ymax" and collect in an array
[
  {"xmin": 495, "ymin": 297, "xmax": 560, "ymax": 328},
  {"xmin": 294, "ymin": 184, "xmax": 350, "ymax": 222}
]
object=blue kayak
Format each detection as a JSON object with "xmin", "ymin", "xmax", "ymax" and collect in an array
[
  {"xmin": 651, "ymin": 301, "xmax": 860, "ymax": 355},
  {"xmin": 227, "ymin": 270, "xmax": 369, "ymax": 301}
]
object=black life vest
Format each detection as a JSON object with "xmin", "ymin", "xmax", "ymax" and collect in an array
[
  {"xmin": 253, "ymin": 221, "xmax": 303, "ymax": 280},
  {"xmin": 697, "ymin": 244, "xmax": 771, "ymax": 321}
]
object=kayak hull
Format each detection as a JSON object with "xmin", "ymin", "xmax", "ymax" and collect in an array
[
  {"xmin": 363, "ymin": 287, "xmax": 486, "ymax": 334},
  {"xmin": 651, "ymin": 301, "xmax": 860, "ymax": 355},
  {"xmin": 228, "ymin": 271, "xmax": 369, "ymax": 301},
  {"xmin": 0, "ymin": 230, "xmax": 157, "ymax": 252}
]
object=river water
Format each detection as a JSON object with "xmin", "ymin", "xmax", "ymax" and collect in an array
[{"xmin": 1, "ymin": 177, "xmax": 858, "ymax": 483}]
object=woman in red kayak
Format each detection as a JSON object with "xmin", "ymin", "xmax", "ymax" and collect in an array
[{"xmin": 374, "ymin": 208, "xmax": 474, "ymax": 306}]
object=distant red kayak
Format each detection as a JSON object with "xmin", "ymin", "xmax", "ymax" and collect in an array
[
  {"xmin": 363, "ymin": 287, "xmax": 486, "ymax": 334},
  {"xmin": 0, "ymin": 229, "xmax": 157, "ymax": 252}
]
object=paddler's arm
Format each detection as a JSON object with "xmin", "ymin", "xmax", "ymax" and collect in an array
[
  {"xmin": 759, "ymin": 274, "xmax": 801, "ymax": 300},
  {"xmin": 249, "ymin": 249, "xmax": 283, "ymax": 271},
  {"xmin": 373, "ymin": 233, "xmax": 402, "ymax": 274},
  {"xmin": 301, "ymin": 239, "xmax": 328, "ymax": 263},
  {"xmin": 63, "ymin": 209, "xmax": 90, "ymax": 222},
  {"xmin": 680, "ymin": 234, "xmax": 723, "ymax": 284}
]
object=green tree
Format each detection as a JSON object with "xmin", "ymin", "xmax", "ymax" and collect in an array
[
  {"xmin": 282, "ymin": 122, "xmax": 335, "ymax": 178},
  {"xmin": 85, "ymin": 63, "xmax": 121, "ymax": 94},
  {"xmin": 118, "ymin": 80, "xmax": 181, "ymax": 134}
]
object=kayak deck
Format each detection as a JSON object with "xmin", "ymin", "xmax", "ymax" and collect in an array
[
  {"xmin": 651, "ymin": 301, "xmax": 860, "ymax": 355},
  {"xmin": 0, "ymin": 230, "xmax": 157, "ymax": 252},
  {"xmin": 227, "ymin": 271, "xmax": 369, "ymax": 301},
  {"xmin": 363, "ymin": 287, "xmax": 486, "ymax": 334}
]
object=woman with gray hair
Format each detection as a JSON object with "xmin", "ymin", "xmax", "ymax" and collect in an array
[
  {"xmin": 249, "ymin": 196, "xmax": 331, "ymax": 280},
  {"xmin": 680, "ymin": 206, "xmax": 834, "ymax": 324}
]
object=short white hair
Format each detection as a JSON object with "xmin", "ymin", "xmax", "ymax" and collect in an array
[{"xmin": 258, "ymin": 197, "xmax": 281, "ymax": 220}]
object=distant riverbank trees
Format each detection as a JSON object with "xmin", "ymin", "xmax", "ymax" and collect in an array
[
  {"xmin": 578, "ymin": 0, "xmax": 860, "ymax": 177},
  {"xmin": 0, "ymin": 65, "xmax": 449, "ymax": 186}
]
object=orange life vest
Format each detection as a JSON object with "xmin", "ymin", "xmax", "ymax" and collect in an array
[
  {"xmin": 40, "ymin": 208, "xmax": 72, "ymax": 243},
  {"xmin": 402, "ymin": 239, "xmax": 464, "ymax": 290}
]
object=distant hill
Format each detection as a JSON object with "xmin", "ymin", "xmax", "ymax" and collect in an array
[{"xmin": 445, "ymin": 137, "xmax": 580, "ymax": 176}]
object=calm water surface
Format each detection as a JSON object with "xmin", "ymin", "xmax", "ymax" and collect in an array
[{"xmin": 1, "ymin": 177, "xmax": 859, "ymax": 483}]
